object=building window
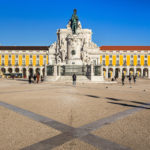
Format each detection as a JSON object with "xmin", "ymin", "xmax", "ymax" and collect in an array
[
  {"xmin": 102, "ymin": 55, "xmax": 105, "ymax": 58},
  {"xmin": 44, "ymin": 55, "xmax": 46, "ymax": 58},
  {"xmin": 123, "ymin": 55, "xmax": 126, "ymax": 58},
  {"xmin": 9, "ymin": 55, "xmax": 11, "ymax": 58},
  {"xmin": 131, "ymin": 55, "xmax": 133, "ymax": 58},
  {"xmin": 145, "ymin": 55, "xmax": 147, "ymax": 58},
  {"xmin": 110, "ymin": 60, "xmax": 112, "ymax": 65},
  {"xmin": 110, "ymin": 55, "xmax": 112, "ymax": 58},
  {"xmin": 2, "ymin": 55, "xmax": 4, "ymax": 58},
  {"xmin": 117, "ymin": 60, "xmax": 119, "ymax": 65},
  {"xmin": 8, "ymin": 60, "xmax": 11, "ymax": 65},
  {"xmin": 117, "ymin": 55, "xmax": 119, "ymax": 58},
  {"xmin": 30, "ymin": 60, "xmax": 32, "ymax": 65},
  {"xmin": 103, "ymin": 60, "xmax": 105, "ymax": 65},
  {"xmin": 23, "ymin": 55, "xmax": 25, "ymax": 58},
  {"xmin": 144, "ymin": 60, "xmax": 147, "ymax": 65},
  {"xmin": 37, "ymin": 55, "xmax": 39, "ymax": 58},
  {"xmin": 131, "ymin": 60, "xmax": 133, "ymax": 65},
  {"xmin": 15, "ymin": 60, "xmax": 18, "ymax": 65},
  {"xmin": 16, "ymin": 55, "xmax": 18, "ymax": 58},
  {"xmin": 2, "ymin": 60, "xmax": 4, "ymax": 65},
  {"xmin": 138, "ymin": 55, "xmax": 140, "ymax": 58},
  {"xmin": 30, "ymin": 55, "xmax": 32, "ymax": 58},
  {"xmin": 36, "ymin": 60, "xmax": 39, "ymax": 65},
  {"xmin": 138, "ymin": 60, "xmax": 140, "ymax": 65},
  {"xmin": 23, "ymin": 60, "xmax": 25, "ymax": 65}
]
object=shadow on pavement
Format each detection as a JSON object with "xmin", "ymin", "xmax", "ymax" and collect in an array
[
  {"xmin": 108, "ymin": 101, "xmax": 150, "ymax": 109},
  {"xmin": 86, "ymin": 95, "xmax": 100, "ymax": 99}
]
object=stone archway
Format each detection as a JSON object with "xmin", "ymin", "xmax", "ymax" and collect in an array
[
  {"xmin": 143, "ymin": 68, "xmax": 148, "ymax": 77},
  {"xmin": 103, "ymin": 68, "xmax": 106, "ymax": 78},
  {"xmin": 115, "ymin": 68, "xmax": 120, "ymax": 78},
  {"xmin": 108, "ymin": 68, "xmax": 113, "ymax": 78},
  {"xmin": 22, "ymin": 68, "xmax": 26, "ymax": 78},
  {"xmin": 1, "ymin": 68, "xmax": 6, "ymax": 74},
  {"xmin": 42, "ymin": 68, "xmax": 45, "ymax": 77},
  {"xmin": 29, "ymin": 68, "xmax": 33, "ymax": 77},
  {"xmin": 136, "ymin": 68, "xmax": 141, "ymax": 77},
  {"xmin": 36, "ymin": 68, "xmax": 40, "ymax": 75},
  {"xmin": 15, "ymin": 68, "xmax": 19, "ymax": 73},
  {"xmin": 8, "ymin": 68, "xmax": 12, "ymax": 73},
  {"xmin": 122, "ymin": 68, "xmax": 127, "ymax": 76},
  {"xmin": 129, "ymin": 68, "xmax": 134, "ymax": 76}
]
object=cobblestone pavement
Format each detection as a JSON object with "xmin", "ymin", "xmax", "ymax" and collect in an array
[{"xmin": 0, "ymin": 78, "xmax": 150, "ymax": 150}]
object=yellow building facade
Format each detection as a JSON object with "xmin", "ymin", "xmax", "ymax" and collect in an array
[
  {"xmin": 0, "ymin": 46, "xmax": 150, "ymax": 79},
  {"xmin": 100, "ymin": 46, "xmax": 150, "ymax": 79},
  {"xmin": 0, "ymin": 46, "xmax": 49, "ymax": 78}
]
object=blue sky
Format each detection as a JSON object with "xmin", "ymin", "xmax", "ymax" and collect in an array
[{"xmin": 0, "ymin": 0, "xmax": 150, "ymax": 46}]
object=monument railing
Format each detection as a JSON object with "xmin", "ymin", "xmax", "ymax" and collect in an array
[{"xmin": 60, "ymin": 65, "xmax": 91, "ymax": 76}]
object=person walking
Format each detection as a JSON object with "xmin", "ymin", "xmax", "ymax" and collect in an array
[
  {"xmin": 72, "ymin": 73, "xmax": 77, "ymax": 86},
  {"xmin": 133, "ymin": 74, "xmax": 136, "ymax": 84},
  {"xmin": 33, "ymin": 74, "xmax": 36, "ymax": 83},
  {"xmin": 37, "ymin": 73, "xmax": 40, "ymax": 84},
  {"xmin": 41, "ymin": 76, "xmax": 44, "ymax": 82},
  {"xmin": 129, "ymin": 74, "xmax": 132, "ymax": 84},
  {"xmin": 122, "ymin": 73, "xmax": 125, "ymax": 86},
  {"xmin": 29, "ymin": 75, "xmax": 32, "ymax": 84}
]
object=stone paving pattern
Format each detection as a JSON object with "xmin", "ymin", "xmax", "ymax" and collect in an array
[{"xmin": 0, "ymin": 78, "xmax": 150, "ymax": 150}]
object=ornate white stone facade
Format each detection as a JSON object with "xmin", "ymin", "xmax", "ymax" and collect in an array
[{"xmin": 48, "ymin": 21, "xmax": 101, "ymax": 66}]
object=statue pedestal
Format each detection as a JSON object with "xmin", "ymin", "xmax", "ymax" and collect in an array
[{"xmin": 67, "ymin": 59, "xmax": 83, "ymax": 65}]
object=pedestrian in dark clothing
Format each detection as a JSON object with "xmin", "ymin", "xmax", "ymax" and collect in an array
[
  {"xmin": 37, "ymin": 74, "xmax": 40, "ymax": 83},
  {"xmin": 122, "ymin": 74, "xmax": 125, "ymax": 85},
  {"xmin": 29, "ymin": 75, "xmax": 32, "ymax": 84},
  {"xmin": 72, "ymin": 73, "xmax": 77, "ymax": 86},
  {"xmin": 129, "ymin": 75, "xmax": 132, "ymax": 84},
  {"xmin": 133, "ymin": 75, "xmax": 136, "ymax": 84},
  {"xmin": 41, "ymin": 76, "xmax": 44, "ymax": 82},
  {"xmin": 33, "ymin": 74, "xmax": 36, "ymax": 83}
]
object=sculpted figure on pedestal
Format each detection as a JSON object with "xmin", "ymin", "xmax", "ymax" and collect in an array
[{"xmin": 70, "ymin": 9, "xmax": 78, "ymax": 34}]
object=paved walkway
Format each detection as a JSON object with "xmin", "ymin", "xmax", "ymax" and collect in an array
[{"xmin": 0, "ymin": 79, "xmax": 150, "ymax": 150}]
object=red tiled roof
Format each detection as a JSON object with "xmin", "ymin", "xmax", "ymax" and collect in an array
[
  {"xmin": 0, "ymin": 46, "xmax": 49, "ymax": 50},
  {"xmin": 100, "ymin": 46, "xmax": 150, "ymax": 51}
]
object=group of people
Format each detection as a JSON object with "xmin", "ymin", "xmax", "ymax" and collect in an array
[
  {"xmin": 28, "ymin": 73, "xmax": 44, "ymax": 84},
  {"xmin": 122, "ymin": 73, "xmax": 137, "ymax": 85}
]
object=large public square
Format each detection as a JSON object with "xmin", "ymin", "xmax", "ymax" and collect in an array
[{"xmin": 0, "ymin": 78, "xmax": 150, "ymax": 150}]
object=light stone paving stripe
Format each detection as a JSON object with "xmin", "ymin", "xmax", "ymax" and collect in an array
[
  {"xmin": 80, "ymin": 134, "xmax": 131, "ymax": 150},
  {"xmin": 1, "ymin": 101, "xmax": 149, "ymax": 150},
  {"xmin": 0, "ymin": 101, "xmax": 74, "ymax": 132},
  {"xmin": 79, "ymin": 107, "xmax": 144, "ymax": 132}
]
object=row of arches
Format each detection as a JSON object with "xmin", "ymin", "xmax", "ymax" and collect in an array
[
  {"xmin": 103, "ymin": 68, "xmax": 149, "ymax": 78},
  {"xmin": 0, "ymin": 68, "xmax": 45, "ymax": 78}
]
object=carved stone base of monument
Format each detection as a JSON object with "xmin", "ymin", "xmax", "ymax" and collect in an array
[{"xmin": 67, "ymin": 59, "xmax": 83, "ymax": 65}]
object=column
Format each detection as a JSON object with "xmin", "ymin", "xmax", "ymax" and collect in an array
[
  {"xmin": 54, "ymin": 65, "xmax": 57, "ymax": 76},
  {"xmin": 91, "ymin": 64, "xmax": 94, "ymax": 77},
  {"xmin": 113, "ymin": 67, "xmax": 115, "ymax": 78},
  {"xmin": 141, "ymin": 68, "xmax": 143, "ymax": 77},
  {"xmin": 45, "ymin": 64, "xmax": 47, "ymax": 76},
  {"xmin": 119, "ymin": 67, "xmax": 122, "ymax": 78},
  {"xmin": 101, "ymin": 66, "xmax": 103, "ymax": 76},
  {"xmin": 26, "ymin": 68, "xmax": 29, "ymax": 78},
  {"xmin": 58, "ymin": 65, "xmax": 61, "ymax": 76},
  {"xmin": 148, "ymin": 68, "xmax": 150, "ymax": 79},
  {"xmin": 12, "ymin": 67, "xmax": 15, "ymax": 74},
  {"xmin": 40, "ymin": 68, "xmax": 42, "ymax": 76},
  {"xmin": 134, "ymin": 67, "xmax": 136, "ymax": 75},
  {"xmin": 105, "ymin": 67, "xmax": 108, "ymax": 79},
  {"xmin": 127, "ymin": 67, "xmax": 129, "ymax": 76}
]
